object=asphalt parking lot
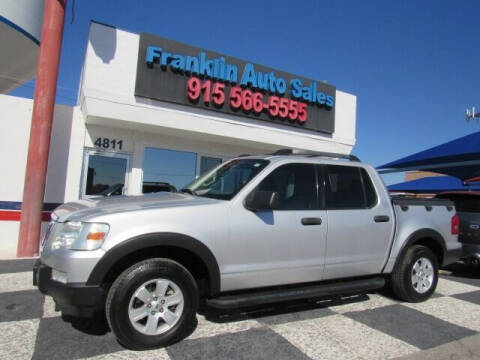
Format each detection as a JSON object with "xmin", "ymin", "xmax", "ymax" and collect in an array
[{"xmin": 1, "ymin": 260, "xmax": 480, "ymax": 360}]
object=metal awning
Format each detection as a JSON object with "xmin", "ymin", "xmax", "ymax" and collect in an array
[
  {"xmin": 377, "ymin": 131, "xmax": 480, "ymax": 181},
  {"xmin": 388, "ymin": 176, "xmax": 480, "ymax": 194}
]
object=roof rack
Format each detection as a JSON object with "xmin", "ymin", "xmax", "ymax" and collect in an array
[{"xmin": 270, "ymin": 149, "xmax": 361, "ymax": 162}]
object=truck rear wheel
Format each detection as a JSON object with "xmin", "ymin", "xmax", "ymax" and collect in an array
[
  {"xmin": 391, "ymin": 245, "xmax": 438, "ymax": 302},
  {"xmin": 105, "ymin": 258, "xmax": 198, "ymax": 350}
]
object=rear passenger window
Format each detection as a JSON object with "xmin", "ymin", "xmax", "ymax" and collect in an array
[
  {"xmin": 256, "ymin": 163, "xmax": 318, "ymax": 210},
  {"xmin": 325, "ymin": 165, "xmax": 377, "ymax": 209}
]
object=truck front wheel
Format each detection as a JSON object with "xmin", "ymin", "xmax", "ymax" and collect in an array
[
  {"xmin": 105, "ymin": 258, "xmax": 198, "ymax": 350},
  {"xmin": 391, "ymin": 245, "xmax": 439, "ymax": 302}
]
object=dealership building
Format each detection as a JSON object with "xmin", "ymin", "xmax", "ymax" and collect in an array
[{"xmin": 0, "ymin": 22, "xmax": 357, "ymax": 258}]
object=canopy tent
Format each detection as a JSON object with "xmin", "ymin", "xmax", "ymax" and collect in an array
[
  {"xmin": 377, "ymin": 131, "xmax": 480, "ymax": 181},
  {"xmin": 388, "ymin": 175, "xmax": 480, "ymax": 194}
]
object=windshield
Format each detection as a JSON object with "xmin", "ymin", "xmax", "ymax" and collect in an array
[{"xmin": 182, "ymin": 159, "xmax": 269, "ymax": 200}]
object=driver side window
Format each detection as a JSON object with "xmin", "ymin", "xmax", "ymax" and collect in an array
[{"xmin": 257, "ymin": 163, "xmax": 319, "ymax": 210}]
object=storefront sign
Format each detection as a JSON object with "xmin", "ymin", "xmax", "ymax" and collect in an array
[{"xmin": 135, "ymin": 33, "xmax": 336, "ymax": 134}]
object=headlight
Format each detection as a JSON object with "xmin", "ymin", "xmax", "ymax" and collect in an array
[{"xmin": 51, "ymin": 222, "xmax": 109, "ymax": 251}]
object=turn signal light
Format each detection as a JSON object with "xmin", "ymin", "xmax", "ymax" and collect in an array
[
  {"xmin": 451, "ymin": 214, "xmax": 459, "ymax": 235},
  {"xmin": 87, "ymin": 232, "xmax": 107, "ymax": 241}
]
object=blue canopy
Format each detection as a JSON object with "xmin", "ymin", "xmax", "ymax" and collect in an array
[
  {"xmin": 378, "ymin": 131, "xmax": 480, "ymax": 180},
  {"xmin": 388, "ymin": 176, "xmax": 480, "ymax": 194}
]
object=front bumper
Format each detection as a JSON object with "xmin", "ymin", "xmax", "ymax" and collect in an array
[{"xmin": 33, "ymin": 260, "xmax": 105, "ymax": 317}]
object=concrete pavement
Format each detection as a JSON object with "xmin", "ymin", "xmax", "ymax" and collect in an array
[{"xmin": 1, "ymin": 259, "xmax": 479, "ymax": 359}]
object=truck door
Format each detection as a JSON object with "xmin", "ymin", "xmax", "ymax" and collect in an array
[
  {"xmin": 323, "ymin": 165, "xmax": 394, "ymax": 280},
  {"xmin": 224, "ymin": 163, "xmax": 328, "ymax": 291}
]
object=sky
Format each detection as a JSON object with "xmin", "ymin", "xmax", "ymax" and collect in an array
[{"xmin": 9, "ymin": 0, "xmax": 480, "ymax": 185}]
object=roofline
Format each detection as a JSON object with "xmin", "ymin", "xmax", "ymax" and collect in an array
[
  {"xmin": 90, "ymin": 19, "xmax": 116, "ymax": 29},
  {"xmin": 270, "ymin": 149, "xmax": 360, "ymax": 162}
]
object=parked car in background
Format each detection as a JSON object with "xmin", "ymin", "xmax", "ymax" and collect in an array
[
  {"xmin": 99, "ymin": 183, "xmax": 124, "ymax": 197},
  {"xmin": 142, "ymin": 182, "xmax": 177, "ymax": 194},
  {"xmin": 436, "ymin": 191, "xmax": 480, "ymax": 265},
  {"xmin": 92, "ymin": 182, "xmax": 177, "ymax": 198}
]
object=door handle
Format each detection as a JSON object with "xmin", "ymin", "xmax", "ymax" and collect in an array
[
  {"xmin": 374, "ymin": 215, "xmax": 390, "ymax": 223},
  {"xmin": 301, "ymin": 217, "xmax": 322, "ymax": 226}
]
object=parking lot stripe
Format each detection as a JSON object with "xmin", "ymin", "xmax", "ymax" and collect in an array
[
  {"xmin": 435, "ymin": 277, "xmax": 480, "ymax": 296},
  {"xmin": 0, "ymin": 272, "xmax": 36, "ymax": 292},
  {"xmin": 32, "ymin": 316, "xmax": 123, "ymax": 360},
  {"xmin": 345, "ymin": 304, "xmax": 477, "ymax": 350},
  {"xmin": 167, "ymin": 327, "xmax": 311, "ymax": 360},
  {"xmin": 0, "ymin": 289, "xmax": 45, "ymax": 323},
  {"xmin": 187, "ymin": 314, "xmax": 263, "ymax": 340},
  {"xmin": 271, "ymin": 314, "xmax": 418, "ymax": 360},
  {"xmin": 256, "ymin": 304, "xmax": 335, "ymax": 326},
  {"xmin": 0, "ymin": 259, "xmax": 36, "ymax": 274},
  {"xmin": 452, "ymin": 290, "xmax": 480, "ymax": 306},
  {"xmin": 393, "ymin": 333, "xmax": 480, "ymax": 360},
  {"xmin": 42, "ymin": 294, "xmax": 60, "ymax": 319},
  {"xmin": 82, "ymin": 348, "xmax": 171, "ymax": 360},
  {"xmin": 327, "ymin": 293, "xmax": 397, "ymax": 314},
  {"xmin": 0, "ymin": 319, "xmax": 39, "ymax": 360},
  {"xmin": 404, "ymin": 296, "xmax": 480, "ymax": 332}
]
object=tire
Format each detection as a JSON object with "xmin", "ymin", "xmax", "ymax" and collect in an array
[
  {"xmin": 106, "ymin": 258, "xmax": 198, "ymax": 350},
  {"xmin": 391, "ymin": 245, "xmax": 439, "ymax": 302}
]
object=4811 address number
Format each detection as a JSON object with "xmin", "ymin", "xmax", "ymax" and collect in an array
[
  {"xmin": 186, "ymin": 77, "xmax": 307, "ymax": 123},
  {"xmin": 94, "ymin": 137, "xmax": 123, "ymax": 150}
]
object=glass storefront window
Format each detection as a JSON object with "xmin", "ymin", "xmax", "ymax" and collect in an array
[
  {"xmin": 199, "ymin": 156, "xmax": 222, "ymax": 175},
  {"xmin": 143, "ymin": 147, "xmax": 197, "ymax": 191},
  {"xmin": 83, "ymin": 153, "xmax": 129, "ymax": 196}
]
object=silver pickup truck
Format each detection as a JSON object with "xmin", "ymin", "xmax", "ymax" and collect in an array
[{"xmin": 34, "ymin": 149, "xmax": 461, "ymax": 349}]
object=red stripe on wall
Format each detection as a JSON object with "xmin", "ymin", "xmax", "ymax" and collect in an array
[
  {"xmin": 0, "ymin": 211, "xmax": 21, "ymax": 221},
  {"xmin": 0, "ymin": 211, "xmax": 51, "ymax": 222}
]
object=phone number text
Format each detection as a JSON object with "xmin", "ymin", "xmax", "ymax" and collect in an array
[{"xmin": 186, "ymin": 77, "xmax": 307, "ymax": 123}]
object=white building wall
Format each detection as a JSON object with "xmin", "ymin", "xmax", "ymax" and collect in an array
[
  {"xmin": 0, "ymin": 95, "xmax": 82, "ymax": 258},
  {"xmin": 63, "ymin": 107, "xmax": 88, "ymax": 202},
  {"xmin": 0, "ymin": 96, "xmax": 33, "ymax": 203}
]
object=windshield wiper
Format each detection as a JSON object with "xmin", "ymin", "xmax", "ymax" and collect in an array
[{"xmin": 180, "ymin": 188, "xmax": 197, "ymax": 196}]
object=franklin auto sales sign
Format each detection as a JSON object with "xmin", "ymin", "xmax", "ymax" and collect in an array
[{"xmin": 135, "ymin": 33, "xmax": 336, "ymax": 134}]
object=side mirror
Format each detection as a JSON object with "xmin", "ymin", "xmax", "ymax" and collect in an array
[{"xmin": 244, "ymin": 190, "xmax": 280, "ymax": 211}]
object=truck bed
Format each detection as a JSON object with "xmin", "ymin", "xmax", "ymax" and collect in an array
[{"xmin": 384, "ymin": 196, "xmax": 458, "ymax": 273}]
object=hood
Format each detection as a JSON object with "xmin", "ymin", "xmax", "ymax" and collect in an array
[{"xmin": 52, "ymin": 192, "xmax": 220, "ymax": 222}]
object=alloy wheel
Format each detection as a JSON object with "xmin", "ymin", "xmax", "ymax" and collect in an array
[
  {"xmin": 128, "ymin": 278, "xmax": 184, "ymax": 335},
  {"xmin": 411, "ymin": 257, "xmax": 434, "ymax": 294}
]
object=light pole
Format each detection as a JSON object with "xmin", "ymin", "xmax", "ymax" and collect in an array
[{"xmin": 17, "ymin": 0, "xmax": 67, "ymax": 257}]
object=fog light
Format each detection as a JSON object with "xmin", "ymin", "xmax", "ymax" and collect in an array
[{"xmin": 51, "ymin": 269, "xmax": 67, "ymax": 284}]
